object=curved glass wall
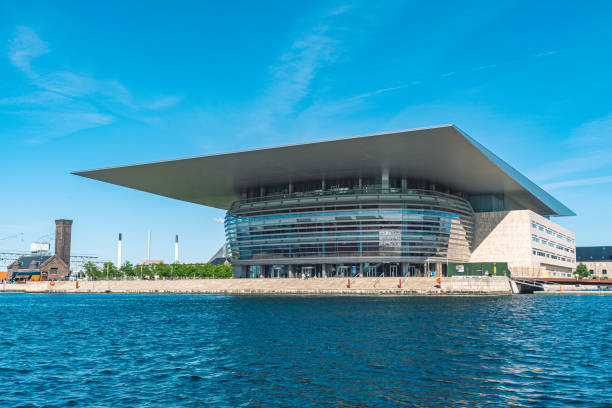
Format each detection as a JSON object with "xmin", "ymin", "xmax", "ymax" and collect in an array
[{"xmin": 225, "ymin": 188, "xmax": 474, "ymax": 265}]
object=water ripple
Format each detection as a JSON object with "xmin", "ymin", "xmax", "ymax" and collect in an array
[{"xmin": 0, "ymin": 294, "xmax": 610, "ymax": 407}]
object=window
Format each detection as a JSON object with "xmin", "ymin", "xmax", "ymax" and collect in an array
[
  {"xmin": 589, "ymin": 270, "xmax": 594, "ymax": 275},
  {"xmin": 532, "ymin": 223, "xmax": 537, "ymax": 229},
  {"xmin": 603, "ymin": 270, "xmax": 608, "ymax": 275},
  {"xmin": 538, "ymin": 226, "xmax": 544, "ymax": 231}
]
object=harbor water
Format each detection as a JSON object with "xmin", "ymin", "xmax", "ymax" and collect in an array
[{"xmin": 1, "ymin": 294, "xmax": 610, "ymax": 407}]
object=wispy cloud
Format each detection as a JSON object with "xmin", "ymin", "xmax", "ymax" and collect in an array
[
  {"xmin": 233, "ymin": 5, "xmax": 358, "ymax": 143},
  {"xmin": 328, "ymin": 3, "xmax": 354, "ymax": 16},
  {"xmin": 145, "ymin": 96, "xmax": 184, "ymax": 110},
  {"xmin": 533, "ymin": 113, "xmax": 612, "ymax": 182},
  {"xmin": 535, "ymin": 50, "xmax": 559, "ymax": 58},
  {"xmin": 211, "ymin": 217, "xmax": 225, "ymax": 224},
  {"xmin": 249, "ymin": 29, "xmax": 339, "ymax": 135},
  {"xmin": 299, "ymin": 46, "xmax": 563, "ymax": 118},
  {"xmin": 543, "ymin": 175, "xmax": 612, "ymax": 190},
  {"xmin": 3, "ymin": 26, "xmax": 181, "ymax": 143},
  {"xmin": 8, "ymin": 26, "xmax": 48, "ymax": 74}
]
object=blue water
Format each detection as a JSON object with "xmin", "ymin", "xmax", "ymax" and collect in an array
[{"xmin": 1, "ymin": 294, "xmax": 610, "ymax": 407}]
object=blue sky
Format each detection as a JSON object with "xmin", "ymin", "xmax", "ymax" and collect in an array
[{"xmin": 1, "ymin": 0, "xmax": 612, "ymax": 266}]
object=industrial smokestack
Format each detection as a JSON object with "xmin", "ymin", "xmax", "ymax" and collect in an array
[
  {"xmin": 55, "ymin": 219, "xmax": 73, "ymax": 267},
  {"xmin": 117, "ymin": 233, "xmax": 122, "ymax": 267},
  {"xmin": 147, "ymin": 231, "xmax": 151, "ymax": 262},
  {"xmin": 174, "ymin": 235, "xmax": 179, "ymax": 263}
]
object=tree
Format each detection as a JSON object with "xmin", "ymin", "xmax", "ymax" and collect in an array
[
  {"xmin": 154, "ymin": 263, "xmax": 171, "ymax": 279},
  {"xmin": 575, "ymin": 263, "xmax": 590, "ymax": 279},
  {"xmin": 139, "ymin": 264, "xmax": 153, "ymax": 279},
  {"xmin": 120, "ymin": 261, "xmax": 137, "ymax": 278},
  {"xmin": 83, "ymin": 261, "xmax": 102, "ymax": 280},
  {"xmin": 102, "ymin": 262, "xmax": 121, "ymax": 279}
]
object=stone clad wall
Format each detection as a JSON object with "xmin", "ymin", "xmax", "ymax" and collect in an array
[
  {"xmin": 470, "ymin": 210, "xmax": 532, "ymax": 268},
  {"xmin": 469, "ymin": 210, "xmax": 576, "ymax": 277},
  {"xmin": 0, "ymin": 277, "xmax": 511, "ymax": 295}
]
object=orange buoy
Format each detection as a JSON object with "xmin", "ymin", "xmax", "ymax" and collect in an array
[
  {"xmin": 436, "ymin": 277, "xmax": 441, "ymax": 285},
  {"xmin": 347, "ymin": 278, "xmax": 350, "ymax": 288},
  {"xmin": 49, "ymin": 281, "xmax": 55, "ymax": 286}
]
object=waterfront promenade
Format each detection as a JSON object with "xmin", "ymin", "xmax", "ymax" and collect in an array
[{"xmin": 0, "ymin": 276, "xmax": 512, "ymax": 295}]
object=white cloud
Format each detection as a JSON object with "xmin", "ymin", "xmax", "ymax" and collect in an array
[
  {"xmin": 4, "ymin": 26, "xmax": 181, "ymax": 142},
  {"xmin": 568, "ymin": 114, "xmax": 612, "ymax": 146},
  {"xmin": 23, "ymin": 112, "xmax": 115, "ymax": 144},
  {"xmin": 145, "ymin": 96, "xmax": 183, "ymax": 110},
  {"xmin": 236, "ymin": 7, "xmax": 352, "ymax": 141},
  {"xmin": 8, "ymin": 26, "xmax": 49, "ymax": 74},
  {"xmin": 328, "ymin": 3, "xmax": 354, "ymax": 16},
  {"xmin": 543, "ymin": 175, "xmax": 612, "ymax": 190},
  {"xmin": 532, "ymin": 113, "xmax": 612, "ymax": 182},
  {"xmin": 257, "ymin": 30, "xmax": 338, "ymax": 123},
  {"xmin": 212, "ymin": 217, "xmax": 225, "ymax": 224}
]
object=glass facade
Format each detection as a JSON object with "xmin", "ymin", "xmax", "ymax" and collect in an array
[{"xmin": 225, "ymin": 181, "xmax": 475, "ymax": 276}]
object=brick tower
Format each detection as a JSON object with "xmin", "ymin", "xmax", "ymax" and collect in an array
[{"xmin": 55, "ymin": 219, "xmax": 73, "ymax": 267}]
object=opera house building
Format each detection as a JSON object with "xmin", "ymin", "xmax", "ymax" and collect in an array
[{"xmin": 75, "ymin": 125, "xmax": 576, "ymax": 279}]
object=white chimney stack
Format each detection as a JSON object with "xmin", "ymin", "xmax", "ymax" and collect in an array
[
  {"xmin": 117, "ymin": 233, "xmax": 122, "ymax": 267},
  {"xmin": 174, "ymin": 235, "xmax": 179, "ymax": 263}
]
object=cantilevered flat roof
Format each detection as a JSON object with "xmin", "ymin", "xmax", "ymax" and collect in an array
[{"xmin": 73, "ymin": 125, "xmax": 574, "ymax": 216}]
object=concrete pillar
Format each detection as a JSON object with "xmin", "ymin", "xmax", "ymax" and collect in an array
[
  {"xmin": 322, "ymin": 264, "xmax": 327, "ymax": 278},
  {"xmin": 321, "ymin": 179, "xmax": 326, "ymax": 191},
  {"xmin": 259, "ymin": 186, "xmax": 265, "ymax": 197},
  {"xmin": 288, "ymin": 182, "xmax": 293, "ymax": 194},
  {"xmin": 436, "ymin": 262, "xmax": 442, "ymax": 277},
  {"xmin": 401, "ymin": 178, "xmax": 407, "ymax": 192},
  {"xmin": 382, "ymin": 169, "xmax": 389, "ymax": 191}
]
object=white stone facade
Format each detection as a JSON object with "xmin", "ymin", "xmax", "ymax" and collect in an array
[{"xmin": 470, "ymin": 210, "xmax": 575, "ymax": 277}]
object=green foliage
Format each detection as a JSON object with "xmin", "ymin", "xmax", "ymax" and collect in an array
[
  {"xmin": 575, "ymin": 263, "xmax": 590, "ymax": 278},
  {"xmin": 82, "ymin": 261, "xmax": 102, "ymax": 279},
  {"xmin": 154, "ymin": 263, "xmax": 171, "ymax": 279},
  {"xmin": 120, "ymin": 261, "xmax": 137, "ymax": 278},
  {"xmin": 81, "ymin": 260, "xmax": 233, "ymax": 280},
  {"xmin": 102, "ymin": 261, "xmax": 123, "ymax": 279},
  {"xmin": 157, "ymin": 262, "xmax": 233, "ymax": 279}
]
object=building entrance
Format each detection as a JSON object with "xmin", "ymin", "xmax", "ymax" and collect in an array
[
  {"xmin": 301, "ymin": 265, "xmax": 322, "ymax": 278},
  {"xmin": 393, "ymin": 263, "xmax": 400, "ymax": 277},
  {"xmin": 336, "ymin": 265, "xmax": 349, "ymax": 277}
]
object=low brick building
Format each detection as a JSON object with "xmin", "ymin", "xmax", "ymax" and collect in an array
[
  {"xmin": 7, "ymin": 254, "xmax": 70, "ymax": 281},
  {"xmin": 7, "ymin": 219, "xmax": 73, "ymax": 282}
]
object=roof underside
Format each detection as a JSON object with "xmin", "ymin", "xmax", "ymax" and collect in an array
[{"xmin": 73, "ymin": 125, "xmax": 574, "ymax": 216}]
